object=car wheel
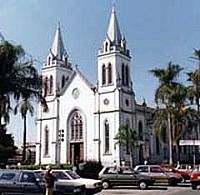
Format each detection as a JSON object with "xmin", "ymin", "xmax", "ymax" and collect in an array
[
  {"xmin": 139, "ymin": 181, "xmax": 147, "ymax": 190},
  {"xmin": 102, "ymin": 180, "xmax": 110, "ymax": 189},
  {"xmin": 191, "ymin": 184, "xmax": 197, "ymax": 190},
  {"xmin": 169, "ymin": 178, "xmax": 177, "ymax": 186}
]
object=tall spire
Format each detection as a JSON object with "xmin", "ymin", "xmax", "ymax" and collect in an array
[
  {"xmin": 51, "ymin": 22, "xmax": 67, "ymax": 61},
  {"xmin": 106, "ymin": 6, "xmax": 122, "ymax": 45}
]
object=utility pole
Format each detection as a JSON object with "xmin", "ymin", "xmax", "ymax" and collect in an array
[{"xmin": 56, "ymin": 88, "xmax": 60, "ymax": 164}]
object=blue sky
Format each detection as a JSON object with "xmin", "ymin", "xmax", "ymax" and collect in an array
[{"xmin": 1, "ymin": 0, "xmax": 200, "ymax": 146}]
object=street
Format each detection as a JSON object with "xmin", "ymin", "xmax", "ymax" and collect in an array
[{"xmin": 99, "ymin": 185, "xmax": 199, "ymax": 195}]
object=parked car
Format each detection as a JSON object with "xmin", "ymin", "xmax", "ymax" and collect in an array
[
  {"xmin": 190, "ymin": 165, "xmax": 200, "ymax": 190},
  {"xmin": 175, "ymin": 164, "xmax": 193, "ymax": 181},
  {"xmin": 98, "ymin": 166, "xmax": 155, "ymax": 190},
  {"xmin": 160, "ymin": 165, "xmax": 183, "ymax": 180},
  {"xmin": 35, "ymin": 169, "xmax": 102, "ymax": 195},
  {"xmin": 134, "ymin": 165, "xmax": 182, "ymax": 186},
  {"xmin": 0, "ymin": 169, "xmax": 85, "ymax": 195}
]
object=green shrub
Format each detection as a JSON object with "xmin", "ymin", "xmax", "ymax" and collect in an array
[
  {"xmin": 76, "ymin": 160, "xmax": 103, "ymax": 179},
  {"xmin": 21, "ymin": 163, "xmax": 73, "ymax": 170}
]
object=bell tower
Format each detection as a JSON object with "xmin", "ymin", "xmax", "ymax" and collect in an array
[
  {"xmin": 37, "ymin": 23, "xmax": 74, "ymax": 164},
  {"xmin": 96, "ymin": 7, "xmax": 136, "ymax": 166},
  {"xmin": 42, "ymin": 22, "xmax": 73, "ymax": 100},
  {"xmin": 97, "ymin": 7, "xmax": 132, "ymax": 93}
]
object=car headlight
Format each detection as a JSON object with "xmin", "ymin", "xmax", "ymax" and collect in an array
[
  {"xmin": 93, "ymin": 182, "xmax": 101, "ymax": 187},
  {"xmin": 73, "ymin": 187, "xmax": 81, "ymax": 193}
]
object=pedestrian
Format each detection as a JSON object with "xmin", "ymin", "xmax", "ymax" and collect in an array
[{"xmin": 44, "ymin": 165, "xmax": 56, "ymax": 195}]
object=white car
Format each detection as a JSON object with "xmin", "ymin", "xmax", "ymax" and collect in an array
[{"xmin": 35, "ymin": 169, "xmax": 102, "ymax": 195}]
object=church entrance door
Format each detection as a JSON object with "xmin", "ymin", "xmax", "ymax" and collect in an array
[{"xmin": 70, "ymin": 142, "xmax": 83, "ymax": 166}]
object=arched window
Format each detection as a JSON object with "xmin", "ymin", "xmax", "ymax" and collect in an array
[
  {"xmin": 138, "ymin": 121, "xmax": 143, "ymax": 140},
  {"xmin": 71, "ymin": 112, "xmax": 83, "ymax": 141},
  {"xmin": 44, "ymin": 76, "xmax": 48, "ymax": 97},
  {"xmin": 48, "ymin": 56, "xmax": 51, "ymax": 65},
  {"xmin": 156, "ymin": 137, "xmax": 160, "ymax": 154},
  {"xmin": 44, "ymin": 126, "xmax": 49, "ymax": 156},
  {"xmin": 49, "ymin": 75, "xmax": 53, "ymax": 94},
  {"xmin": 108, "ymin": 63, "xmax": 112, "ymax": 84},
  {"xmin": 105, "ymin": 42, "xmax": 108, "ymax": 52},
  {"xmin": 62, "ymin": 75, "xmax": 65, "ymax": 88},
  {"xmin": 163, "ymin": 127, "xmax": 167, "ymax": 143},
  {"xmin": 125, "ymin": 65, "xmax": 129, "ymax": 86},
  {"xmin": 126, "ymin": 119, "xmax": 130, "ymax": 154},
  {"xmin": 121, "ymin": 63, "xmax": 125, "ymax": 85},
  {"xmin": 102, "ymin": 64, "xmax": 106, "ymax": 85},
  {"xmin": 104, "ymin": 120, "xmax": 110, "ymax": 154}
]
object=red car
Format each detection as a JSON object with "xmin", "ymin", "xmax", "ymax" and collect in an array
[
  {"xmin": 190, "ymin": 165, "xmax": 200, "ymax": 190},
  {"xmin": 190, "ymin": 170, "xmax": 200, "ymax": 189},
  {"xmin": 175, "ymin": 164, "xmax": 193, "ymax": 181}
]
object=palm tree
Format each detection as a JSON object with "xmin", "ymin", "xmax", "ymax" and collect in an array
[
  {"xmin": 114, "ymin": 126, "xmax": 138, "ymax": 167},
  {"xmin": 150, "ymin": 62, "xmax": 185, "ymax": 164},
  {"xmin": 0, "ymin": 40, "xmax": 47, "ymax": 157},
  {"xmin": 14, "ymin": 98, "xmax": 34, "ymax": 163}
]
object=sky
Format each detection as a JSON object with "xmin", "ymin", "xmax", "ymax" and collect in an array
[{"xmin": 0, "ymin": 0, "xmax": 200, "ymax": 146}]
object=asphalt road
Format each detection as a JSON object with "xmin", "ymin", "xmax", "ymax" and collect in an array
[{"xmin": 98, "ymin": 185, "xmax": 199, "ymax": 195}]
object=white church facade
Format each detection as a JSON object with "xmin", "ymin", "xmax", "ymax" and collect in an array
[{"xmin": 36, "ymin": 8, "xmax": 167, "ymax": 166}]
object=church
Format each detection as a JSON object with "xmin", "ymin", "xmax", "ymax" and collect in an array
[{"xmin": 35, "ymin": 8, "xmax": 165, "ymax": 166}]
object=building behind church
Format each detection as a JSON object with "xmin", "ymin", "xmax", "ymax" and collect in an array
[{"xmin": 36, "ymin": 8, "xmax": 170, "ymax": 166}]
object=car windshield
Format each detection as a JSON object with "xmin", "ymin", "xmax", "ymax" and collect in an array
[
  {"xmin": 193, "ymin": 165, "xmax": 200, "ymax": 171},
  {"xmin": 52, "ymin": 171, "xmax": 70, "ymax": 180},
  {"xmin": 65, "ymin": 170, "xmax": 80, "ymax": 179}
]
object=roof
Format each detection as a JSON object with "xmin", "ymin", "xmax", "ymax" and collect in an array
[
  {"xmin": 106, "ymin": 7, "xmax": 122, "ymax": 46},
  {"xmin": 59, "ymin": 66, "xmax": 95, "ymax": 96},
  {"xmin": 50, "ymin": 22, "xmax": 68, "ymax": 60}
]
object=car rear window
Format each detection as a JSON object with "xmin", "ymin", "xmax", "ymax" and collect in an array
[
  {"xmin": 150, "ymin": 167, "xmax": 162, "ymax": 173},
  {"xmin": 137, "ymin": 167, "xmax": 148, "ymax": 173},
  {"xmin": 0, "ymin": 173, "xmax": 16, "ymax": 180},
  {"xmin": 104, "ymin": 167, "xmax": 118, "ymax": 174}
]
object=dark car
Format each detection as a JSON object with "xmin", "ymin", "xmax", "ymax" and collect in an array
[
  {"xmin": 98, "ymin": 166, "xmax": 155, "ymax": 190},
  {"xmin": 134, "ymin": 165, "xmax": 182, "ymax": 186},
  {"xmin": 0, "ymin": 169, "xmax": 85, "ymax": 195}
]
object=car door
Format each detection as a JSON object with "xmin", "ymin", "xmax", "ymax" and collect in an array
[
  {"xmin": 103, "ymin": 167, "xmax": 118, "ymax": 186},
  {"xmin": 0, "ymin": 171, "xmax": 21, "ymax": 194},
  {"xmin": 117, "ymin": 167, "xmax": 138, "ymax": 186},
  {"xmin": 19, "ymin": 171, "xmax": 43, "ymax": 195},
  {"xmin": 149, "ymin": 166, "xmax": 168, "ymax": 184}
]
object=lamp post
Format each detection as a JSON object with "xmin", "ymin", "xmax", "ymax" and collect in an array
[
  {"xmin": 192, "ymin": 127, "xmax": 196, "ymax": 166},
  {"xmin": 142, "ymin": 99, "xmax": 148, "ymax": 161},
  {"xmin": 97, "ymin": 82, "xmax": 101, "ymax": 164},
  {"xmin": 39, "ymin": 104, "xmax": 42, "ymax": 165}
]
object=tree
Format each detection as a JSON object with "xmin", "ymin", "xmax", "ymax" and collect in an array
[
  {"xmin": 14, "ymin": 98, "xmax": 34, "ymax": 163},
  {"xmin": 187, "ymin": 48, "xmax": 200, "ymax": 112},
  {"xmin": 0, "ymin": 124, "xmax": 16, "ymax": 164},
  {"xmin": 114, "ymin": 126, "xmax": 138, "ymax": 168},
  {"xmin": 150, "ymin": 62, "xmax": 186, "ymax": 164},
  {"xmin": 0, "ymin": 40, "xmax": 47, "ymax": 163}
]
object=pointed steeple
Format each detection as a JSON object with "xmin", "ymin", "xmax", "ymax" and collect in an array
[
  {"xmin": 51, "ymin": 22, "xmax": 68, "ymax": 61},
  {"xmin": 106, "ymin": 6, "xmax": 122, "ymax": 45}
]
